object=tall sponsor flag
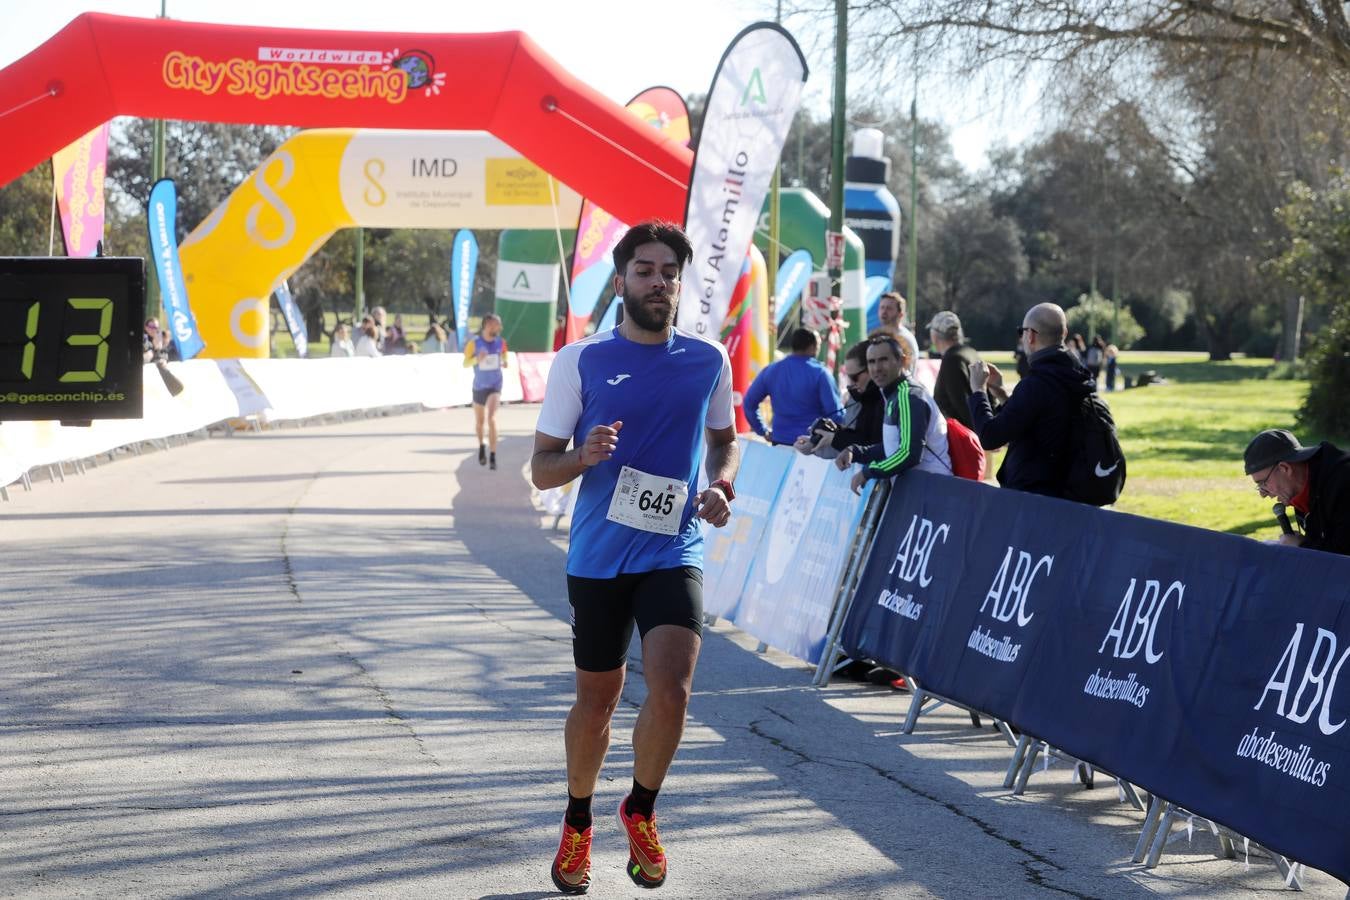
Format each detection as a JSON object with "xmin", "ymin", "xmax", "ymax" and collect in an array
[
  {"xmin": 52, "ymin": 122, "xmax": 110, "ymax": 257},
  {"xmin": 451, "ymin": 229, "xmax": 478, "ymax": 348},
  {"xmin": 677, "ymin": 24, "xmax": 807, "ymax": 338},
  {"xmin": 566, "ymin": 87, "xmax": 691, "ymax": 344},
  {"xmin": 147, "ymin": 179, "xmax": 206, "ymax": 360},
  {"xmin": 746, "ymin": 243, "xmax": 772, "ymax": 375},
  {"xmin": 272, "ymin": 280, "xmax": 307, "ymax": 358},
  {"xmin": 723, "ymin": 252, "xmax": 756, "ymax": 432},
  {"xmin": 774, "ymin": 248, "xmax": 814, "ymax": 325}
]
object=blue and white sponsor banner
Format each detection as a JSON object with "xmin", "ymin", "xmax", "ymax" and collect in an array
[
  {"xmin": 677, "ymin": 23, "xmax": 808, "ymax": 338},
  {"xmin": 702, "ymin": 440, "xmax": 794, "ymax": 620},
  {"xmin": 774, "ymin": 248, "xmax": 813, "ymax": 325},
  {"xmin": 733, "ymin": 453, "xmax": 871, "ymax": 665},
  {"xmin": 842, "ymin": 469, "xmax": 1350, "ymax": 883},
  {"xmin": 147, "ymin": 178, "xmax": 205, "ymax": 360},
  {"xmin": 272, "ymin": 280, "xmax": 307, "ymax": 358},
  {"xmin": 451, "ymin": 229, "xmax": 478, "ymax": 348}
]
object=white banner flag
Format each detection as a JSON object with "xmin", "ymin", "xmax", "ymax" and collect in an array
[{"xmin": 677, "ymin": 24, "xmax": 808, "ymax": 338}]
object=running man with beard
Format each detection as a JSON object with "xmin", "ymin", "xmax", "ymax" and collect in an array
[{"xmin": 532, "ymin": 220, "xmax": 740, "ymax": 893}]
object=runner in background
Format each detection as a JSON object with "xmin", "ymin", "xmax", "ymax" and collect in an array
[
  {"xmin": 464, "ymin": 313, "xmax": 508, "ymax": 470},
  {"xmin": 532, "ymin": 220, "xmax": 739, "ymax": 894}
]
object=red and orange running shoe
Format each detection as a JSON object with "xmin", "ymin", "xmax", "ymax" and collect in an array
[
  {"xmin": 618, "ymin": 796, "xmax": 667, "ymax": 888},
  {"xmin": 550, "ymin": 819, "xmax": 593, "ymax": 894}
]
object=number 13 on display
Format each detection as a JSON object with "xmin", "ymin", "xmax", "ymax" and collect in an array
[{"xmin": 0, "ymin": 297, "xmax": 113, "ymax": 383}]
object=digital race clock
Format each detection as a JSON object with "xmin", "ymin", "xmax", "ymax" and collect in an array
[{"xmin": 0, "ymin": 257, "xmax": 144, "ymax": 421}]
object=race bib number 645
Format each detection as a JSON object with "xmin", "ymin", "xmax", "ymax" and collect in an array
[{"xmin": 606, "ymin": 465, "xmax": 689, "ymax": 535}]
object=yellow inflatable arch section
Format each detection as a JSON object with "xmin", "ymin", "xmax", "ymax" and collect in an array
[{"xmin": 179, "ymin": 129, "xmax": 582, "ymax": 357}]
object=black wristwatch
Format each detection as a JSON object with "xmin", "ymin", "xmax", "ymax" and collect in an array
[{"xmin": 709, "ymin": 479, "xmax": 736, "ymax": 502}]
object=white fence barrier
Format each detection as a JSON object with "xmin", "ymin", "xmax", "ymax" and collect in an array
[{"xmin": 0, "ymin": 353, "xmax": 531, "ymax": 491}]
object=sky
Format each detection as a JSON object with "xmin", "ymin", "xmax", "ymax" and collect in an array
[{"xmin": 0, "ymin": 0, "xmax": 1039, "ymax": 172}]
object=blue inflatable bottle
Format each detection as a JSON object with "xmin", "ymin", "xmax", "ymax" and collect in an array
[{"xmin": 844, "ymin": 128, "xmax": 901, "ymax": 331}]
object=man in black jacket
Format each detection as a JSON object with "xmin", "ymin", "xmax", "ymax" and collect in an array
[
  {"xmin": 967, "ymin": 302, "xmax": 1096, "ymax": 498},
  {"xmin": 795, "ymin": 341, "xmax": 886, "ymax": 459},
  {"xmin": 1245, "ymin": 429, "xmax": 1350, "ymax": 555},
  {"xmin": 928, "ymin": 310, "xmax": 1004, "ymax": 428}
]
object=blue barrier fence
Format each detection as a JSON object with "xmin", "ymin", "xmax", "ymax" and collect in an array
[
  {"xmin": 696, "ymin": 440, "xmax": 1348, "ymax": 882},
  {"xmin": 703, "ymin": 443, "xmax": 870, "ymax": 664},
  {"xmin": 840, "ymin": 470, "xmax": 1350, "ymax": 884}
]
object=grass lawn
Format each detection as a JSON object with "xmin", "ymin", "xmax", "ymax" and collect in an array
[{"xmin": 985, "ymin": 350, "xmax": 1308, "ymax": 541}]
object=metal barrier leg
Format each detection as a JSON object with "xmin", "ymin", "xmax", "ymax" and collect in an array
[
  {"xmin": 1013, "ymin": 741, "xmax": 1044, "ymax": 795},
  {"xmin": 1118, "ymin": 780, "xmax": 1146, "ymax": 811},
  {"xmin": 902, "ymin": 689, "xmax": 930, "ymax": 734},
  {"xmin": 1274, "ymin": 857, "xmax": 1303, "ymax": 891},
  {"xmin": 1145, "ymin": 803, "xmax": 1178, "ymax": 868},
  {"xmin": 1133, "ymin": 795, "xmax": 1165, "ymax": 863},
  {"xmin": 1003, "ymin": 734, "xmax": 1032, "ymax": 789},
  {"xmin": 755, "ymin": 642, "xmax": 769, "ymax": 653},
  {"xmin": 994, "ymin": 719, "xmax": 1018, "ymax": 747}
]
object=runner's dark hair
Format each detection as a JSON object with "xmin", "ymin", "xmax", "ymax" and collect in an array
[{"xmin": 612, "ymin": 220, "xmax": 693, "ymax": 274}]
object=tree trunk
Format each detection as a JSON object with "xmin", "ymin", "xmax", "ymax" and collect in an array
[{"xmin": 1280, "ymin": 294, "xmax": 1305, "ymax": 362}]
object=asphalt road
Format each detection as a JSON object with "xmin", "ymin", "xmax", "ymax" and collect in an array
[{"xmin": 0, "ymin": 404, "xmax": 1341, "ymax": 899}]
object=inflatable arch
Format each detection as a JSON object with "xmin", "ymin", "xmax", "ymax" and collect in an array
[
  {"xmin": 180, "ymin": 129, "xmax": 584, "ymax": 356},
  {"xmin": 0, "ymin": 14, "xmax": 690, "ymax": 218}
]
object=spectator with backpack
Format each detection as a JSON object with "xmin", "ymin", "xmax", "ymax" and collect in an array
[
  {"xmin": 968, "ymin": 302, "xmax": 1126, "ymax": 505},
  {"xmin": 835, "ymin": 335, "xmax": 952, "ymax": 493}
]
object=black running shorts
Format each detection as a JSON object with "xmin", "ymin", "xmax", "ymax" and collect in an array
[
  {"xmin": 566, "ymin": 566, "xmax": 704, "ymax": 672},
  {"xmin": 472, "ymin": 387, "xmax": 500, "ymax": 406}
]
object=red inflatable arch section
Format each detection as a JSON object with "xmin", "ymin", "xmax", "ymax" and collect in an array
[{"xmin": 0, "ymin": 14, "xmax": 691, "ymax": 224}]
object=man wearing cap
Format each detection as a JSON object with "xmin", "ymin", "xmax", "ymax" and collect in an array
[
  {"xmin": 928, "ymin": 310, "xmax": 1003, "ymax": 429},
  {"xmin": 1245, "ymin": 429, "xmax": 1350, "ymax": 555}
]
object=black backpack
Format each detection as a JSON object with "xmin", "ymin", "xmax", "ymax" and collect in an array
[{"xmin": 1061, "ymin": 389, "xmax": 1126, "ymax": 506}]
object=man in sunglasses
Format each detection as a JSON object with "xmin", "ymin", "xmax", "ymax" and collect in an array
[
  {"xmin": 968, "ymin": 302, "xmax": 1096, "ymax": 498},
  {"xmin": 794, "ymin": 341, "xmax": 886, "ymax": 458},
  {"xmin": 1245, "ymin": 428, "xmax": 1350, "ymax": 555}
]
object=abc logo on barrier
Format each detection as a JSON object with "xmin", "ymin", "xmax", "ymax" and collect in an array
[
  {"xmin": 980, "ymin": 545, "xmax": 1053, "ymax": 627},
  {"xmin": 1256, "ymin": 622, "xmax": 1349, "ymax": 736},
  {"xmin": 1098, "ymin": 579, "xmax": 1184, "ymax": 664},
  {"xmin": 886, "ymin": 514, "xmax": 949, "ymax": 589}
]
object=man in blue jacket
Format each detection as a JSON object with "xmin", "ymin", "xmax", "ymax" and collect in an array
[
  {"xmin": 967, "ymin": 302, "xmax": 1096, "ymax": 498},
  {"xmin": 742, "ymin": 328, "xmax": 842, "ymax": 445}
]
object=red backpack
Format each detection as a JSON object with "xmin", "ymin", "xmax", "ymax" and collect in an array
[{"xmin": 945, "ymin": 417, "xmax": 987, "ymax": 481}]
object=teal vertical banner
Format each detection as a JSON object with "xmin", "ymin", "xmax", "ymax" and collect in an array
[
  {"xmin": 451, "ymin": 229, "xmax": 478, "ymax": 349},
  {"xmin": 146, "ymin": 179, "xmax": 205, "ymax": 360}
]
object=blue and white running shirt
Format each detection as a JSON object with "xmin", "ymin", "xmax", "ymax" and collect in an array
[{"xmin": 536, "ymin": 327, "xmax": 734, "ymax": 578}]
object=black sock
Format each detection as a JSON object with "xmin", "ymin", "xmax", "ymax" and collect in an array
[
  {"xmin": 565, "ymin": 792, "xmax": 593, "ymax": 830},
  {"xmin": 626, "ymin": 779, "xmax": 659, "ymax": 818}
]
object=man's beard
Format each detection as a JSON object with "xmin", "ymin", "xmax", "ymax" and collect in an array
[{"xmin": 621, "ymin": 280, "xmax": 677, "ymax": 332}]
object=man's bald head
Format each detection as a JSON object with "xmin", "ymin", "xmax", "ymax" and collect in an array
[{"xmin": 1023, "ymin": 303, "xmax": 1067, "ymax": 345}]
